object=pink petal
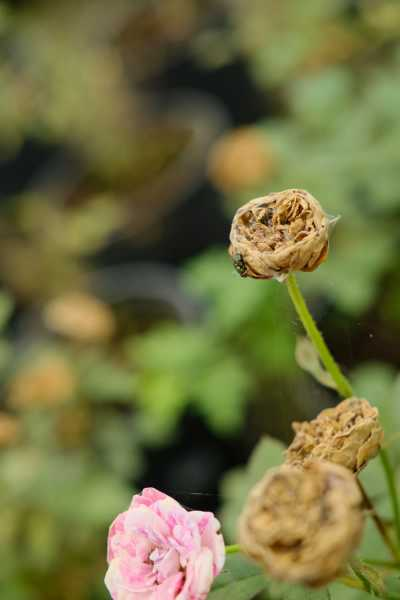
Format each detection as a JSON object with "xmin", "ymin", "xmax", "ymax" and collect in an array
[
  {"xmin": 190, "ymin": 512, "xmax": 225, "ymax": 575},
  {"xmin": 108, "ymin": 512, "xmax": 128, "ymax": 563},
  {"xmin": 105, "ymin": 559, "xmax": 155, "ymax": 599},
  {"xmin": 197, "ymin": 517, "xmax": 225, "ymax": 575},
  {"xmin": 131, "ymin": 488, "xmax": 168, "ymax": 509},
  {"xmin": 155, "ymin": 548, "xmax": 180, "ymax": 582},
  {"xmin": 125, "ymin": 506, "xmax": 170, "ymax": 545},
  {"xmin": 153, "ymin": 573, "xmax": 184, "ymax": 600},
  {"xmin": 177, "ymin": 549, "xmax": 214, "ymax": 600}
]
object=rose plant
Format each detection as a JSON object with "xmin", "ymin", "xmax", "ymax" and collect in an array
[{"xmin": 105, "ymin": 189, "xmax": 400, "ymax": 600}]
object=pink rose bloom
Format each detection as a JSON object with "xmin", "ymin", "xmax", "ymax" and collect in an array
[{"xmin": 105, "ymin": 488, "xmax": 225, "ymax": 600}]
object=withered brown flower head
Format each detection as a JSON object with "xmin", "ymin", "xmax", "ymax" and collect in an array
[
  {"xmin": 238, "ymin": 461, "xmax": 364, "ymax": 587},
  {"xmin": 229, "ymin": 189, "xmax": 330, "ymax": 281},
  {"xmin": 286, "ymin": 397, "xmax": 383, "ymax": 473}
]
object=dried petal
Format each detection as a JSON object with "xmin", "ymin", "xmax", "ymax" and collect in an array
[
  {"xmin": 229, "ymin": 189, "xmax": 330, "ymax": 280},
  {"xmin": 286, "ymin": 397, "xmax": 383, "ymax": 473},
  {"xmin": 238, "ymin": 461, "xmax": 364, "ymax": 587}
]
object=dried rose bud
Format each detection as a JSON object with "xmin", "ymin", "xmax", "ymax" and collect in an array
[
  {"xmin": 208, "ymin": 128, "xmax": 276, "ymax": 194},
  {"xmin": 238, "ymin": 461, "xmax": 364, "ymax": 587},
  {"xmin": 229, "ymin": 189, "xmax": 330, "ymax": 280},
  {"xmin": 286, "ymin": 397, "xmax": 383, "ymax": 473}
]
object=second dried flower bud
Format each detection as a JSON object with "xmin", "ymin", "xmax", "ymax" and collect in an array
[{"xmin": 285, "ymin": 397, "xmax": 384, "ymax": 473}]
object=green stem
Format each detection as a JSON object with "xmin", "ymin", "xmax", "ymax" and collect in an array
[
  {"xmin": 363, "ymin": 558, "xmax": 400, "ymax": 570},
  {"xmin": 379, "ymin": 448, "xmax": 400, "ymax": 549},
  {"xmin": 286, "ymin": 273, "xmax": 353, "ymax": 398},
  {"xmin": 225, "ymin": 544, "xmax": 241, "ymax": 555}
]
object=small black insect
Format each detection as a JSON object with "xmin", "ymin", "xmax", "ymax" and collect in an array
[{"xmin": 232, "ymin": 253, "xmax": 248, "ymax": 277}]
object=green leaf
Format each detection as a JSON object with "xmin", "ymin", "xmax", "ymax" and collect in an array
[
  {"xmin": 192, "ymin": 356, "xmax": 251, "ymax": 434},
  {"xmin": 210, "ymin": 554, "xmax": 267, "ymax": 600},
  {"xmin": 350, "ymin": 559, "xmax": 385, "ymax": 597},
  {"xmin": 132, "ymin": 325, "xmax": 215, "ymax": 373},
  {"xmin": 136, "ymin": 371, "xmax": 187, "ymax": 444},
  {"xmin": 79, "ymin": 353, "xmax": 136, "ymax": 403},
  {"xmin": 385, "ymin": 575, "xmax": 400, "ymax": 597},
  {"xmin": 208, "ymin": 575, "xmax": 267, "ymax": 600},
  {"xmin": 269, "ymin": 581, "xmax": 334, "ymax": 600},
  {"xmin": 295, "ymin": 336, "xmax": 337, "ymax": 390},
  {"xmin": 182, "ymin": 250, "xmax": 267, "ymax": 335},
  {"xmin": 352, "ymin": 362, "xmax": 400, "ymax": 464}
]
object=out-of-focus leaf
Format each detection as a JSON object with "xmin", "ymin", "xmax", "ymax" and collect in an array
[
  {"xmin": 210, "ymin": 554, "xmax": 267, "ymax": 600},
  {"xmin": 350, "ymin": 559, "xmax": 385, "ymax": 597},
  {"xmin": 269, "ymin": 581, "xmax": 339, "ymax": 599},
  {"xmin": 295, "ymin": 336, "xmax": 336, "ymax": 390},
  {"xmin": 220, "ymin": 436, "xmax": 285, "ymax": 541},
  {"xmin": 93, "ymin": 415, "xmax": 143, "ymax": 478},
  {"xmin": 183, "ymin": 250, "xmax": 267, "ymax": 334},
  {"xmin": 131, "ymin": 325, "xmax": 217, "ymax": 372},
  {"xmin": 192, "ymin": 357, "xmax": 251, "ymax": 434},
  {"xmin": 136, "ymin": 371, "xmax": 187, "ymax": 444},
  {"xmin": 385, "ymin": 575, "xmax": 400, "ymax": 596},
  {"xmin": 208, "ymin": 575, "xmax": 267, "ymax": 600},
  {"xmin": 133, "ymin": 322, "xmax": 253, "ymax": 439},
  {"xmin": 352, "ymin": 362, "xmax": 400, "ymax": 464},
  {"xmin": 79, "ymin": 353, "xmax": 136, "ymax": 403},
  {"xmin": 300, "ymin": 224, "xmax": 394, "ymax": 314}
]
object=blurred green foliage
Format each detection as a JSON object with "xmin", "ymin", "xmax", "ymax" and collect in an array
[
  {"xmin": 130, "ymin": 250, "xmax": 295, "ymax": 443},
  {"xmin": 0, "ymin": 0, "xmax": 399, "ymax": 598}
]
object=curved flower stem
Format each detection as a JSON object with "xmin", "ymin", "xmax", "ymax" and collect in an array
[
  {"xmin": 286, "ymin": 274, "xmax": 353, "ymax": 398},
  {"xmin": 285, "ymin": 273, "xmax": 400, "ymax": 561},
  {"xmin": 379, "ymin": 448, "xmax": 400, "ymax": 550},
  {"xmin": 225, "ymin": 544, "xmax": 241, "ymax": 555}
]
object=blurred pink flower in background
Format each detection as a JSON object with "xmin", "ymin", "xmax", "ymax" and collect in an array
[{"xmin": 105, "ymin": 487, "xmax": 225, "ymax": 600}]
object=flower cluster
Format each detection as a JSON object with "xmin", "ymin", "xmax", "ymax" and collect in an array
[
  {"xmin": 104, "ymin": 189, "xmax": 386, "ymax": 597},
  {"xmin": 232, "ymin": 189, "xmax": 384, "ymax": 588},
  {"xmin": 239, "ymin": 397, "xmax": 383, "ymax": 586}
]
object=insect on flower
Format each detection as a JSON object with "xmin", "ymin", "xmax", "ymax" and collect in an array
[{"xmin": 232, "ymin": 252, "xmax": 248, "ymax": 277}]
